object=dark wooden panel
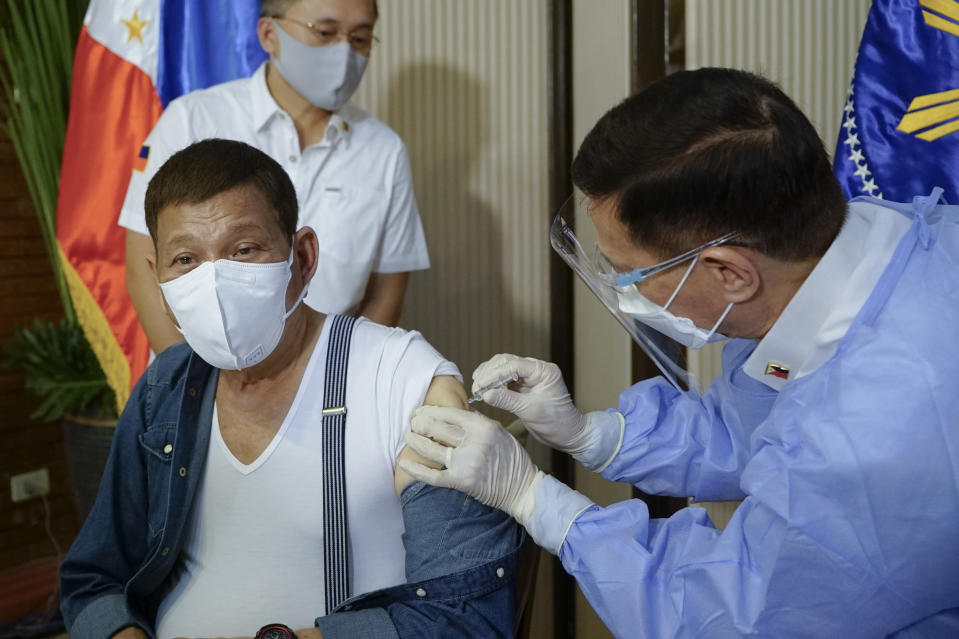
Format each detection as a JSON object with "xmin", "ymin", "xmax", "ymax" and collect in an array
[
  {"xmin": 628, "ymin": 0, "xmax": 690, "ymax": 520},
  {"xmin": 548, "ymin": 1, "xmax": 575, "ymax": 636},
  {"xmin": 0, "ymin": 122, "xmax": 79, "ymax": 575}
]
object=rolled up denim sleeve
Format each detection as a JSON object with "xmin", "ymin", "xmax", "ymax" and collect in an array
[
  {"xmin": 312, "ymin": 608, "xmax": 398, "ymax": 639},
  {"xmin": 316, "ymin": 482, "xmax": 524, "ymax": 639},
  {"xmin": 68, "ymin": 593, "xmax": 155, "ymax": 639}
]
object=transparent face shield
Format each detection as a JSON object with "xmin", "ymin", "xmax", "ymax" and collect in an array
[{"xmin": 549, "ymin": 196, "xmax": 699, "ymax": 392}]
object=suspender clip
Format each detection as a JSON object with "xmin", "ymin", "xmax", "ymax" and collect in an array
[{"xmin": 322, "ymin": 406, "xmax": 347, "ymax": 417}]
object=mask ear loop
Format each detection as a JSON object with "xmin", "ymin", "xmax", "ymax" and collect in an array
[
  {"xmin": 704, "ymin": 302, "xmax": 734, "ymax": 341},
  {"xmin": 283, "ymin": 285, "xmax": 310, "ymax": 319},
  {"xmin": 663, "ymin": 253, "xmax": 734, "ymax": 340},
  {"xmin": 663, "ymin": 255, "xmax": 699, "ymax": 310}
]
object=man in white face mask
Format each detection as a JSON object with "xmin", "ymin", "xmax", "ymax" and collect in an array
[
  {"xmin": 61, "ymin": 140, "xmax": 522, "ymax": 639},
  {"xmin": 121, "ymin": 0, "xmax": 429, "ymax": 357}
]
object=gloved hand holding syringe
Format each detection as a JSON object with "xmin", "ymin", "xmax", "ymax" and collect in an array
[
  {"xmin": 467, "ymin": 372, "xmax": 519, "ymax": 405},
  {"xmin": 464, "ymin": 354, "xmax": 623, "ymax": 471}
]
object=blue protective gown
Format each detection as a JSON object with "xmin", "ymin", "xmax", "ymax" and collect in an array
[{"xmin": 554, "ymin": 197, "xmax": 959, "ymax": 638}]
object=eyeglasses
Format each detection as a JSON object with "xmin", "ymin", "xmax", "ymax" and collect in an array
[
  {"xmin": 593, "ymin": 231, "xmax": 743, "ymax": 288},
  {"xmin": 272, "ymin": 16, "xmax": 379, "ymax": 55}
]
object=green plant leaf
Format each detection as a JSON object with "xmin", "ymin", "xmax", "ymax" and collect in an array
[
  {"xmin": 0, "ymin": 0, "xmax": 115, "ymax": 421},
  {"xmin": 1, "ymin": 319, "xmax": 115, "ymax": 421},
  {"xmin": 1, "ymin": 0, "xmax": 79, "ymax": 323}
]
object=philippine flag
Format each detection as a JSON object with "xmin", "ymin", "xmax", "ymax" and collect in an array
[
  {"xmin": 835, "ymin": 0, "xmax": 959, "ymax": 203},
  {"xmin": 56, "ymin": 0, "xmax": 265, "ymax": 409}
]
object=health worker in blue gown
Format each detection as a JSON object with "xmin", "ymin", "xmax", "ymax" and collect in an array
[{"xmin": 399, "ymin": 68, "xmax": 959, "ymax": 638}]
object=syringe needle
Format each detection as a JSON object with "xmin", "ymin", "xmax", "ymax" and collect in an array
[{"xmin": 467, "ymin": 373, "xmax": 519, "ymax": 405}]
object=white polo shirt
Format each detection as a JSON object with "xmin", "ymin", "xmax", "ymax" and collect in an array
[
  {"xmin": 742, "ymin": 199, "xmax": 913, "ymax": 390},
  {"xmin": 119, "ymin": 62, "xmax": 430, "ymax": 315}
]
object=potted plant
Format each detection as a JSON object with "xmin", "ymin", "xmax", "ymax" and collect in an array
[{"xmin": 0, "ymin": 0, "xmax": 112, "ymax": 523}]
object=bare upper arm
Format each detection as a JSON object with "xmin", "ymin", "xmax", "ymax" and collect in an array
[
  {"xmin": 421, "ymin": 374, "xmax": 468, "ymax": 410},
  {"xmin": 394, "ymin": 375, "xmax": 467, "ymax": 496}
]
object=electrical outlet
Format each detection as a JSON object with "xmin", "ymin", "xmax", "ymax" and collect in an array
[{"xmin": 10, "ymin": 468, "xmax": 50, "ymax": 502}]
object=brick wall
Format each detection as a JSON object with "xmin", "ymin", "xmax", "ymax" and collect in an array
[{"xmin": 0, "ymin": 128, "xmax": 79, "ymax": 608}]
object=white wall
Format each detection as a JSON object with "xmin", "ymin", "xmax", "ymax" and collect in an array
[
  {"xmin": 353, "ymin": 0, "xmax": 552, "ymax": 384},
  {"xmin": 570, "ymin": 4, "xmax": 633, "ymax": 637},
  {"xmin": 687, "ymin": 0, "xmax": 871, "ymax": 151}
]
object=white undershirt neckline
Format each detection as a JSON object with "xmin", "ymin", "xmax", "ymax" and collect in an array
[
  {"xmin": 212, "ymin": 387, "xmax": 297, "ymax": 475},
  {"xmin": 212, "ymin": 319, "xmax": 328, "ymax": 475}
]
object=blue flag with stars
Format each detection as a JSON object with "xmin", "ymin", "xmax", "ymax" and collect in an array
[{"xmin": 835, "ymin": 0, "xmax": 959, "ymax": 203}]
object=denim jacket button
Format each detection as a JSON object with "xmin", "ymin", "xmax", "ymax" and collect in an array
[
  {"xmin": 161, "ymin": 547, "xmax": 170, "ymax": 556},
  {"xmin": 179, "ymin": 467, "xmax": 187, "ymax": 477},
  {"xmin": 415, "ymin": 588, "xmax": 427, "ymax": 597},
  {"xmin": 188, "ymin": 387, "xmax": 197, "ymax": 397},
  {"xmin": 496, "ymin": 567, "xmax": 505, "ymax": 578},
  {"xmin": 163, "ymin": 444, "xmax": 173, "ymax": 454}
]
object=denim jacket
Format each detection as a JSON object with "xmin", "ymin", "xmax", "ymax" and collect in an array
[{"xmin": 60, "ymin": 343, "xmax": 523, "ymax": 638}]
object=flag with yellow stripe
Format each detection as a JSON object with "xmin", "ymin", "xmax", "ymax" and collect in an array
[{"xmin": 835, "ymin": 0, "xmax": 959, "ymax": 202}]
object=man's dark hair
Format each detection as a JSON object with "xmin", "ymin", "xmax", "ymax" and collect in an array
[
  {"xmin": 571, "ymin": 68, "xmax": 847, "ymax": 261},
  {"xmin": 260, "ymin": 0, "xmax": 378, "ymax": 18},
  {"xmin": 144, "ymin": 138, "xmax": 298, "ymax": 244}
]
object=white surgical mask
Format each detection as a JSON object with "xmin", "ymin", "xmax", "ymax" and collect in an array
[
  {"xmin": 271, "ymin": 23, "xmax": 368, "ymax": 111},
  {"xmin": 159, "ymin": 246, "xmax": 308, "ymax": 370},
  {"xmin": 616, "ymin": 256, "xmax": 732, "ymax": 349}
]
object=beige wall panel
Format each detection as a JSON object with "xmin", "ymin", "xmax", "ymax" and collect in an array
[
  {"xmin": 686, "ymin": 0, "xmax": 871, "ymax": 150},
  {"xmin": 571, "ymin": 3, "xmax": 633, "ymax": 638},
  {"xmin": 685, "ymin": 0, "xmax": 871, "ymax": 529},
  {"xmin": 353, "ymin": 0, "xmax": 552, "ymax": 384}
]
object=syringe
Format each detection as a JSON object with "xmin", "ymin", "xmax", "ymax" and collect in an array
[{"xmin": 467, "ymin": 373, "xmax": 519, "ymax": 405}]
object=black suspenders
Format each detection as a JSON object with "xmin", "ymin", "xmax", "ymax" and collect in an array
[{"xmin": 321, "ymin": 314, "xmax": 357, "ymax": 613}]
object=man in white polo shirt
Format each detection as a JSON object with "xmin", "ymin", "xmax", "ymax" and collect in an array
[{"xmin": 121, "ymin": 0, "xmax": 426, "ymax": 353}]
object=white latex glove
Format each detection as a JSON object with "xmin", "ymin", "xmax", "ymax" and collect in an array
[
  {"xmin": 472, "ymin": 354, "xmax": 594, "ymax": 456},
  {"xmin": 399, "ymin": 405, "xmax": 545, "ymax": 527}
]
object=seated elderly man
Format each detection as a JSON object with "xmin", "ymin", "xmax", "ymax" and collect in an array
[{"xmin": 60, "ymin": 139, "xmax": 521, "ymax": 639}]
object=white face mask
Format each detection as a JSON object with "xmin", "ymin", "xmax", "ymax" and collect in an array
[
  {"xmin": 159, "ymin": 246, "xmax": 308, "ymax": 370},
  {"xmin": 271, "ymin": 23, "xmax": 368, "ymax": 111},
  {"xmin": 616, "ymin": 256, "xmax": 732, "ymax": 350}
]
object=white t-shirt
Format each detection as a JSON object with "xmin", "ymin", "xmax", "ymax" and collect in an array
[
  {"xmin": 119, "ymin": 62, "xmax": 430, "ymax": 315},
  {"xmin": 155, "ymin": 318, "xmax": 460, "ymax": 638}
]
